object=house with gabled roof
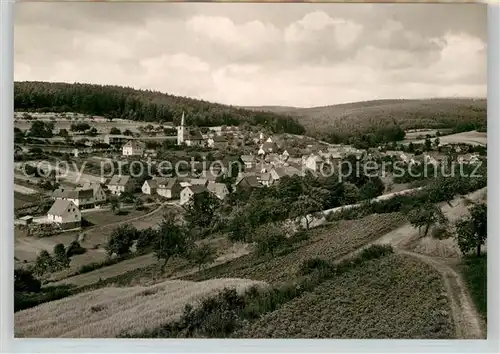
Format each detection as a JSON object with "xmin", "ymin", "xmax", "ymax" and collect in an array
[
  {"xmin": 47, "ymin": 199, "xmax": 81, "ymax": 229},
  {"xmin": 157, "ymin": 177, "xmax": 182, "ymax": 199},
  {"xmin": 107, "ymin": 175, "xmax": 135, "ymax": 196},
  {"xmin": 180, "ymin": 184, "xmax": 210, "ymax": 205},
  {"xmin": 207, "ymin": 182, "xmax": 230, "ymax": 200},
  {"xmin": 235, "ymin": 175, "xmax": 263, "ymax": 191},
  {"xmin": 52, "ymin": 187, "xmax": 95, "ymax": 209},
  {"xmin": 122, "ymin": 140, "xmax": 145, "ymax": 156},
  {"xmin": 78, "ymin": 182, "xmax": 107, "ymax": 205}
]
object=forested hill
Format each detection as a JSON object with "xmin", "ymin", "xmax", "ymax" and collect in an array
[{"xmin": 14, "ymin": 81, "xmax": 306, "ymax": 135}]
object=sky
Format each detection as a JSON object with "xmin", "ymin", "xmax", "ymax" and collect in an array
[{"xmin": 14, "ymin": 3, "xmax": 487, "ymax": 108}]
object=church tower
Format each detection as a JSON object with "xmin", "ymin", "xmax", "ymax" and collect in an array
[{"xmin": 177, "ymin": 111, "xmax": 185, "ymax": 145}]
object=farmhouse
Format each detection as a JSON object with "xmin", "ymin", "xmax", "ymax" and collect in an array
[
  {"xmin": 78, "ymin": 182, "xmax": 107, "ymax": 205},
  {"xmin": 107, "ymin": 175, "xmax": 135, "ymax": 196},
  {"xmin": 303, "ymin": 154, "xmax": 324, "ymax": 172},
  {"xmin": 180, "ymin": 185, "xmax": 209, "ymax": 205},
  {"xmin": 122, "ymin": 140, "xmax": 145, "ymax": 156},
  {"xmin": 207, "ymin": 182, "xmax": 230, "ymax": 200},
  {"xmin": 47, "ymin": 199, "xmax": 81, "ymax": 229},
  {"xmin": 157, "ymin": 178, "xmax": 182, "ymax": 199},
  {"xmin": 52, "ymin": 187, "xmax": 95, "ymax": 209}
]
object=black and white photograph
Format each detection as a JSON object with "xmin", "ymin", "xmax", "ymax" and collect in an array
[{"xmin": 12, "ymin": 2, "xmax": 487, "ymax": 340}]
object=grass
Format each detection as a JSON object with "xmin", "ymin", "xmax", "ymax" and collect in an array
[
  {"xmin": 460, "ymin": 254, "xmax": 487, "ymax": 321},
  {"xmin": 15, "ymin": 278, "xmax": 266, "ymax": 338},
  {"xmin": 236, "ymin": 253, "xmax": 454, "ymax": 339},
  {"xmin": 184, "ymin": 213, "xmax": 407, "ymax": 284},
  {"xmin": 14, "ymin": 192, "xmax": 40, "ymax": 210}
]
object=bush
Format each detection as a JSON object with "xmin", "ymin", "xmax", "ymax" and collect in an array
[
  {"xmin": 14, "ymin": 285, "xmax": 73, "ymax": 312},
  {"xmin": 358, "ymin": 244, "xmax": 394, "ymax": 261},
  {"xmin": 298, "ymin": 258, "xmax": 333, "ymax": 276},
  {"xmin": 66, "ymin": 241, "xmax": 86, "ymax": 257},
  {"xmin": 14, "ymin": 268, "xmax": 41, "ymax": 293},
  {"xmin": 431, "ymin": 225, "xmax": 451, "ymax": 240}
]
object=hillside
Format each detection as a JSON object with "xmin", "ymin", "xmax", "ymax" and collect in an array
[
  {"xmin": 246, "ymin": 98, "xmax": 487, "ymax": 142},
  {"xmin": 13, "ymin": 81, "xmax": 305, "ymax": 135}
]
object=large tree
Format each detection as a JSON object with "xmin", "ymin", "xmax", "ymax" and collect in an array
[
  {"xmin": 290, "ymin": 195, "xmax": 323, "ymax": 230},
  {"xmin": 154, "ymin": 212, "xmax": 190, "ymax": 274},
  {"xmin": 183, "ymin": 191, "xmax": 221, "ymax": 230},
  {"xmin": 455, "ymin": 203, "xmax": 487, "ymax": 257},
  {"xmin": 408, "ymin": 203, "xmax": 448, "ymax": 236}
]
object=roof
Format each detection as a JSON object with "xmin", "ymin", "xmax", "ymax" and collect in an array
[
  {"xmin": 53, "ymin": 187, "xmax": 93, "ymax": 200},
  {"xmin": 158, "ymin": 177, "xmax": 179, "ymax": 189},
  {"xmin": 240, "ymin": 155, "xmax": 255, "ymax": 163},
  {"xmin": 108, "ymin": 175, "xmax": 132, "ymax": 186},
  {"xmin": 213, "ymin": 136, "xmax": 227, "ymax": 142},
  {"xmin": 189, "ymin": 178, "xmax": 208, "ymax": 186},
  {"xmin": 207, "ymin": 182, "xmax": 228, "ymax": 197},
  {"xmin": 261, "ymin": 172, "xmax": 272, "ymax": 181},
  {"xmin": 188, "ymin": 130, "xmax": 204, "ymax": 140},
  {"xmin": 237, "ymin": 175, "xmax": 262, "ymax": 188},
  {"xmin": 185, "ymin": 185, "xmax": 209, "ymax": 194},
  {"xmin": 20, "ymin": 215, "xmax": 33, "ymax": 221},
  {"xmin": 48, "ymin": 199, "xmax": 77, "ymax": 216},
  {"xmin": 262, "ymin": 141, "xmax": 278, "ymax": 151}
]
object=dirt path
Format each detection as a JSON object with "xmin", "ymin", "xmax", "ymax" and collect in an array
[
  {"xmin": 399, "ymin": 250, "xmax": 484, "ymax": 339},
  {"xmin": 329, "ymin": 188, "xmax": 487, "ymax": 339}
]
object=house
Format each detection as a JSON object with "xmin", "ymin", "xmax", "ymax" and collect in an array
[
  {"xmin": 207, "ymin": 182, "xmax": 230, "ymax": 200},
  {"xmin": 52, "ymin": 187, "xmax": 95, "ymax": 209},
  {"xmin": 303, "ymin": 154, "xmax": 324, "ymax": 172},
  {"xmin": 261, "ymin": 141, "xmax": 278, "ymax": 154},
  {"xmin": 104, "ymin": 134, "xmax": 132, "ymax": 146},
  {"xmin": 180, "ymin": 185, "xmax": 210, "ymax": 205},
  {"xmin": 17, "ymin": 215, "xmax": 33, "ymax": 226},
  {"xmin": 47, "ymin": 199, "xmax": 81, "ymax": 229},
  {"xmin": 157, "ymin": 178, "xmax": 182, "ymax": 199},
  {"xmin": 207, "ymin": 136, "xmax": 228, "ymax": 149},
  {"xmin": 282, "ymin": 150, "xmax": 290, "ymax": 161},
  {"xmin": 458, "ymin": 153, "xmax": 480, "ymax": 165},
  {"xmin": 141, "ymin": 178, "xmax": 159, "ymax": 195},
  {"xmin": 107, "ymin": 175, "xmax": 135, "ymax": 195},
  {"xmin": 122, "ymin": 140, "xmax": 145, "ymax": 156},
  {"xmin": 240, "ymin": 155, "xmax": 255, "ymax": 169},
  {"xmin": 235, "ymin": 175, "xmax": 263, "ymax": 191},
  {"xmin": 260, "ymin": 172, "xmax": 273, "ymax": 187},
  {"xmin": 78, "ymin": 182, "xmax": 107, "ymax": 205}
]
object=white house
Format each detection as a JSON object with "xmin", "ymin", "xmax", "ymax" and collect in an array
[
  {"xmin": 157, "ymin": 178, "xmax": 182, "ymax": 199},
  {"xmin": 304, "ymin": 154, "xmax": 324, "ymax": 172},
  {"xmin": 122, "ymin": 140, "xmax": 145, "ymax": 156},
  {"xmin": 47, "ymin": 199, "xmax": 81, "ymax": 229},
  {"xmin": 142, "ymin": 178, "xmax": 159, "ymax": 195},
  {"xmin": 107, "ymin": 175, "xmax": 135, "ymax": 195},
  {"xmin": 180, "ymin": 185, "xmax": 209, "ymax": 205}
]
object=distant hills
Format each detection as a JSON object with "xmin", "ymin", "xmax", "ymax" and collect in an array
[
  {"xmin": 246, "ymin": 98, "xmax": 487, "ymax": 142},
  {"xmin": 13, "ymin": 81, "xmax": 306, "ymax": 135}
]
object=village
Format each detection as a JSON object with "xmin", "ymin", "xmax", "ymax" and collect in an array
[{"xmin": 13, "ymin": 110, "xmax": 486, "ymax": 236}]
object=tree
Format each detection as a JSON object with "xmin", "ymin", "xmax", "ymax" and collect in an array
[
  {"xmin": 408, "ymin": 203, "xmax": 447, "ymax": 236},
  {"xmin": 190, "ymin": 243, "xmax": 217, "ymax": 271},
  {"xmin": 33, "ymin": 250, "xmax": 55, "ymax": 276},
  {"xmin": 105, "ymin": 224, "xmax": 137, "ymax": 257},
  {"xmin": 433, "ymin": 137, "xmax": 441, "ymax": 148},
  {"xmin": 110, "ymin": 198, "xmax": 121, "ymax": 214},
  {"xmin": 58, "ymin": 128, "xmax": 69, "ymax": 138},
  {"xmin": 408, "ymin": 142, "xmax": 415, "ymax": 153},
  {"xmin": 135, "ymin": 197, "xmax": 144, "ymax": 210},
  {"xmin": 291, "ymin": 195, "xmax": 322, "ymax": 230},
  {"xmin": 359, "ymin": 178, "xmax": 385, "ymax": 200},
  {"xmin": 53, "ymin": 243, "xmax": 70, "ymax": 270},
  {"xmin": 109, "ymin": 127, "xmax": 121, "ymax": 135},
  {"xmin": 183, "ymin": 191, "xmax": 221, "ymax": 230},
  {"xmin": 455, "ymin": 203, "xmax": 487, "ymax": 257},
  {"xmin": 154, "ymin": 212, "xmax": 190, "ymax": 273},
  {"xmin": 14, "ymin": 268, "xmax": 41, "ymax": 293},
  {"xmin": 254, "ymin": 223, "xmax": 286, "ymax": 256},
  {"xmin": 29, "ymin": 121, "xmax": 53, "ymax": 138}
]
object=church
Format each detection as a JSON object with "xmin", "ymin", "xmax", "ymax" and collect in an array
[{"xmin": 177, "ymin": 112, "xmax": 205, "ymax": 147}]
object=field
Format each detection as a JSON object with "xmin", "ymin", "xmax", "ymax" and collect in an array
[
  {"xmin": 14, "ymin": 116, "xmax": 168, "ymax": 134},
  {"xmin": 14, "ymin": 191, "xmax": 40, "ymax": 209},
  {"xmin": 236, "ymin": 253, "xmax": 454, "ymax": 339},
  {"xmin": 247, "ymin": 98, "xmax": 486, "ymax": 136},
  {"xmin": 402, "ymin": 130, "xmax": 487, "ymax": 146},
  {"xmin": 185, "ymin": 212, "xmax": 407, "ymax": 284},
  {"xmin": 14, "ymin": 204, "xmax": 168, "ymax": 271},
  {"xmin": 15, "ymin": 278, "xmax": 266, "ymax": 338}
]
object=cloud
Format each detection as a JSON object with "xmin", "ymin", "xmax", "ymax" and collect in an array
[{"xmin": 14, "ymin": 3, "xmax": 487, "ymax": 107}]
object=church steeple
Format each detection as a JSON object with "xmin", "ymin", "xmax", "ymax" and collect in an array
[
  {"xmin": 177, "ymin": 111, "xmax": 186, "ymax": 146},
  {"xmin": 181, "ymin": 111, "xmax": 185, "ymax": 127}
]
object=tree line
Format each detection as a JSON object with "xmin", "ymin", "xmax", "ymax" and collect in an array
[{"xmin": 14, "ymin": 81, "xmax": 306, "ymax": 135}]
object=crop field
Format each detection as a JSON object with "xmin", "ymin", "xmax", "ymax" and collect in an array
[
  {"xmin": 403, "ymin": 130, "xmax": 487, "ymax": 146},
  {"xmin": 14, "ymin": 191, "xmax": 40, "ymax": 209},
  {"xmin": 236, "ymin": 254, "xmax": 454, "ymax": 339},
  {"xmin": 15, "ymin": 278, "xmax": 266, "ymax": 338},
  {"xmin": 185, "ymin": 212, "xmax": 407, "ymax": 284}
]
